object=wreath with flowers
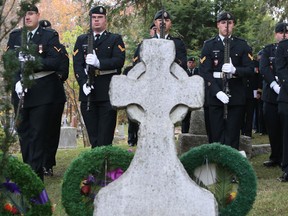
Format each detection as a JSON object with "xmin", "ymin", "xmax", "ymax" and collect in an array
[
  {"xmin": 180, "ymin": 143, "xmax": 257, "ymax": 216},
  {"xmin": 62, "ymin": 146, "xmax": 134, "ymax": 216},
  {"xmin": 0, "ymin": 155, "xmax": 52, "ymax": 216}
]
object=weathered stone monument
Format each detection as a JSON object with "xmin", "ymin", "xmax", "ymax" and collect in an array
[
  {"xmin": 58, "ymin": 126, "xmax": 77, "ymax": 149},
  {"xmin": 93, "ymin": 39, "xmax": 218, "ymax": 215}
]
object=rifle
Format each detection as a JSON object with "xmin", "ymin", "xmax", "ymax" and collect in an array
[
  {"xmin": 222, "ymin": 17, "xmax": 232, "ymax": 120},
  {"xmin": 86, "ymin": 15, "xmax": 94, "ymax": 111},
  {"xmin": 17, "ymin": 17, "xmax": 28, "ymax": 110},
  {"xmin": 160, "ymin": 7, "xmax": 166, "ymax": 39}
]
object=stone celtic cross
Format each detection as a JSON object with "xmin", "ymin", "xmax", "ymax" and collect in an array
[{"xmin": 94, "ymin": 39, "xmax": 217, "ymax": 216}]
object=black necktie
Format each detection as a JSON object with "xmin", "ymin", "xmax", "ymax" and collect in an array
[
  {"xmin": 27, "ymin": 32, "xmax": 33, "ymax": 43},
  {"xmin": 95, "ymin": 34, "xmax": 100, "ymax": 42}
]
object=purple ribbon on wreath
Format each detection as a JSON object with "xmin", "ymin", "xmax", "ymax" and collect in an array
[
  {"xmin": 2, "ymin": 178, "xmax": 21, "ymax": 194},
  {"xmin": 30, "ymin": 189, "xmax": 49, "ymax": 204}
]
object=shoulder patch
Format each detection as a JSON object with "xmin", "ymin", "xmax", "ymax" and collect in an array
[
  {"xmin": 73, "ymin": 49, "xmax": 79, "ymax": 56},
  {"xmin": 118, "ymin": 45, "xmax": 125, "ymax": 52},
  {"xmin": 200, "ymin": 56, "xmax": 206, "ymax": 64},
  {"xmin": 54, "ymin": 46, "xmax": 61, "ymax": 52}
]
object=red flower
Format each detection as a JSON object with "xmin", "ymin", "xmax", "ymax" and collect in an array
[
  {"xmin": 81, "ymin": 185, "xmax": 91, "ymax": 195},
  {"xmin": 11, "ymin": 206, "xmax": 19, "ymax": 214},
  {"xmin": 4, "ymin": 203, "xmax": 13, "ymax": 212}
]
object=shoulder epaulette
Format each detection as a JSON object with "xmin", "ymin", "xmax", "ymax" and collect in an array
[
  {"xmin": 204, "ymin": 36, "xmax": 216, "ymax": 44},
  {"xmin": 11, "ymin": 28, "xmax": 21, "ymax": 34},
  {"xmin": 279, "ymin": 38, "xmax": 288, "ymax": 44},
  {"xmin": 233, "ymin": 36, "xmax": 247, "ymax": 42}
]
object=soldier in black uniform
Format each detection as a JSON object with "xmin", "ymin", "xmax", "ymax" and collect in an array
[
  {"xmin": 182, "ymin": 57, "xmax": 199, "ymax": 133},
  {"xmin": 275, "ymin": 24, "xmax": 288, "ymax": 182},
  {"xmin": 133, "ymin": 10, "xmax": 187, "ymax": 70},
  {"xmin": 73, "ymin": 6, "xmax": 125, "ymax": 148},
  {"xmin": 241, "ymin": 59, "xmax": 261, "ymax": 138},
  {"xmin": 6, "ymin": 5, "xmax": 64, "ymax": 181},
  {"xmin": 199, "ymin": 11, "xmax": 254, "ymax": 149},
  {"xmin": 39, "ymin": 19, "xmax": 69, "ymax": 176},
  {"xmin": 260, "ymin": 23, "xmax": 287, "ymax": 168}
]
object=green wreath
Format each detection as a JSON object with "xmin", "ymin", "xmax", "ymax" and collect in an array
[
  {"xmin": 0, "ymin": 155, "xmax": 52, "ymax": 216},
  {"xmin": 62, "ymin": 146, "xmax": 134, "ymax": 216},
  {"xmin": 180, "ymin": 143, "xmax": 257, "ymax": 216}
]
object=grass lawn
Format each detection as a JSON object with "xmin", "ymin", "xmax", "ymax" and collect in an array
[{"xmin": 41, "ymin": 132, "xmax": 288, "ymax": 215}]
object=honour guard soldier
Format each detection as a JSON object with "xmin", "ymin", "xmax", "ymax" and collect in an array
[
  {"xmin": 260, "ymin": 22, "xmax": 287, "ymax": 168},
  {"xmin": 276, "ymin": 23, "xmax": 288, "ymax": 182},
  {"xmin": 199, "ymin": 11, "xmax": 254, "ymax": 149},
  {"xmin": 39, "ymin": 19, "xmax": 69, "ymax": 176},
  {"xmin": 73, "ymin": 6, "xmax": 125, "ymax": 148},
  {"xmin": 6, "ymin": 4, "xmax": 64, "ymax": 181}
]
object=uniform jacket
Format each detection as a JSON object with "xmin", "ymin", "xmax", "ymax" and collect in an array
[
  {"xmin": 133, "ymin": 34, "xmax": 187, "ymax": 70},
  {"xmin": 199, "ymin": 35, "xmax": 254, "ymax": 105},
  {"xmin": 186, "ymin": 67, "xmax": 199, "ymax": 77},
  {"xmin": 73, "ymin": 30, "xmax": 125, "ymax": 102},
  {"xmin": 260, "ymin": 43, "xmax": 279, "ymax": 104},
  {"xmin": 276, "ymin": 39, "xmax": 288, "ymax": 102},
  {"xmin": 7, "ymin": 27, "xmax": 66, "ymax": 108}
]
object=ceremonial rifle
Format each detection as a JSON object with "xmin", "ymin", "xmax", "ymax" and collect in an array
[
  {"xmin": 85, "ymin": 15, "xmax": 94, "ymax": 111},
  {"xmin": 222, "ymin": 17, "xmax": 232, "ymax": 120},
  {"xmin": 17, "ymin": 16, "xmax": 28, "ymax": 110},
  {"xmin": 160, "ymin": 6, "xmax": 166, "ymax": 39}
]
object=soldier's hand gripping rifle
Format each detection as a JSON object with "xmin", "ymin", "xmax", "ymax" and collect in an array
[
  {"xmin": 85, "ymin": 16, "xmax": 94, "ymax": 111},
  {"xmin": 222, "ymin": 17, "xmax": 232, "ymax": 120}
]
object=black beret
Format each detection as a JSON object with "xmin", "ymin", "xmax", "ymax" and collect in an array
[
  {"xmin": 188, "ymin": 57, "xmax": 196, "ymax": 62},
  {"xmin": 89, "ymin": 6, "xmax": 106, "ymax": 16},
  {"xmin": 154, "ymin": 10, "xmax": 171, "ymax": 20},
  {"xmin": 39, "ymin": 20, "xmax": 51, "ymax": 28},
  {"xmin": 217, "ymin": 11, "xmax": 235, "ymax": 22},
  {"xmin": 275, "ymin": 22, "xmax": 287, "ymax": 33},
  {"xmin": 150, "ymin": 23, "xmax": 155, "ymax": 29},
  {"xmin": 25, "ymin": 4, "xmax": 39, "ymax": 13}
]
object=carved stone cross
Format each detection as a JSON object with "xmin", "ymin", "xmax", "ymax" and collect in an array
[{"xmin": 94, "ymin": 39, "xmax": 217, "ymax": 216}]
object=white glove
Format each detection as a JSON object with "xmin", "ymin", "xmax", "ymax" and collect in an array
[
  {"xmin": 222, "ymin": 58, "xmax": 236, "ymax": 74},
  {"xmin": 270, "ymin": 81, "xmax": 280, "ymax": 94},
  {"xmin": 216, "ymin": 91, "xmax": 229, "ymax": 104},
  {"xmin": 15, "ymin": 81, "xmax": 27, "ymax": 99},
  {"xmin": 18, "ymin": 52, "xmax": 35, "ymax": 62},
  {"xmin": 86, "ymin": 50, "xmax": 100, "ymax": 68},
  {"xmin": 82, "ymin": 83, "xmax": 94, "ymax": 96}
]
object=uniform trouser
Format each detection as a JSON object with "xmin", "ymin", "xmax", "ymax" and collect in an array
[
  {"xmin": 209, "ymin": 105, "xmax": 244, "ymax": 149},
  {"xmin": 181, "ymin": 110, "xmax": 191, "ymax": 133},
  {"xmin": 263, "ymin": 102, "xmax": 282, "ymax": 163},
  {"xmin": 204, "ymin": 106, "xmax": 212, "ymax": 143},
  {"xmin": 81, "ymin": 101, "xmax": 117, "ymax": 148},
  {"xmin": 127, "ymin": 119, "xmax": 139, "ymax": 145},
  {"xmin": 43, "ymin": 102, "xmax": 65, "ymax": 169},
  {"xmin": 16, "ymin": 103, "xmax": 57, "ymax": 180},
  {"xmin": 241, "ymin": 98, "xmax": 256, "ymax": 137},
  {"xmin": 278, "ymin": 102, "xmax": 288, "ymax": 173}
]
